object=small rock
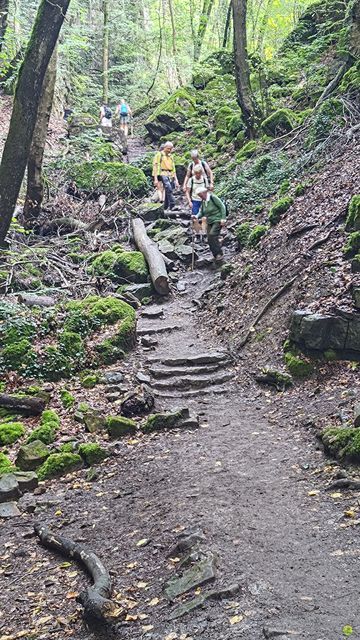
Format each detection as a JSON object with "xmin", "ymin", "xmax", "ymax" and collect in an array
[
  {"xmin": 0, "ymin": 502, "xmax": 21, "ymax": 518},
  {"xmin": 14, "ymin": 471, "xmax": 38, "ymax": 492},
  {"xmin": 140, "ymin": 336, "xmax": 158, "ymax": 348},
  {"xmin": 176, "ymin": 244, "xmax": 194, "ymax": 262},
  {"xmin": 105, "ymin": 393, "xmax": 122, "ymax": 403},
  {"xmin": 0, "ymin": 474, "xmax": 21, "ymax": 503},
  {"xmin": 136, "ymin": 371, "xmax": 151, "ymax": 384},
  {"xmin": 16, "ymin": 440, "xmax": 49, "ymax": 471},
  {"xmin": 164, "ymin": 552, "xmax": 217, "ymax": 600},
  {"xmin": 141, "ymin": 308, "xmax": 164, "ymax": 319},
  {"xmin": 100, "ymin": 371, "xmax": 124, "ymax": 385},
  {"xmin": 121, "ymin": 388, "xmax": 155, "ymax": 417},
  {"xmin": 177, "ymin": 281, "xmax": 186, "ymax": 292},
  {"xmin": 83, "ymin": 409, "xmax": 107, "ymax": 433},
  {"xmin": 125, "ymin": 283, "xmax": 154, "ymax": 301},
  {"xmin": 18, "ymin": 494, "xmax": 37, "ymax": 513},
  {"xmin": 86, "ymin": 467, "xmax": 100, "ymax": 482}
]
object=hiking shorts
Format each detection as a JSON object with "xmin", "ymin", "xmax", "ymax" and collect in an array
[
  {"xmin": 192, "ymin": 200, "xmax": 202, "ymax": 215},
  {"xmin": 120, "ymin": 114, "xmax": 129, "ymax": 124}
]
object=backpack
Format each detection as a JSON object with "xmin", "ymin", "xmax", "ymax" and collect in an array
[
  {"xmin": 104, "ymin": 106, "xmax": 112, "ymax": 119},
  {"xmin": 210, "ymin": 194, "xmax": 229, "ymax": 217},
  {"xmin": 190, "ymin": 159, "xmax": 207, "ymax": 173},
  {"xmin": 120, "ymin": 103, "xmax": 128, "ymax": 115}
]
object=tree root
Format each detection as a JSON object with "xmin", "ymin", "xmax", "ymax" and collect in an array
[
  {"xmin": 34, "ymin": 523, "xmax": 118, "ymax": 629},
  {"xmin": 326, "ymin": 478, "xmax": 360, "ymax": 492}
]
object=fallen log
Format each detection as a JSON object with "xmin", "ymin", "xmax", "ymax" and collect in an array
[
  {"xmin": 0, "ymin": 394, "xmax": 46, "ymax": 416},
  {"xmin": 34, "ymin": 524, "xmax": 116, "ymax": 628},
  {"xmin": 132, "ymin": 217, "xmax": 169, "ymax": 295},
  {"xmin": 17, "ymin": 293, "xmax": 56, "ymax": 307}
]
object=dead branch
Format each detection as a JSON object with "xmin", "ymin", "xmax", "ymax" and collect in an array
[
  {"xmin": 34, "ymin": 524, "xmax": 117, "ymax": 628},
  {"xmin": 239, "ymin": 274, "xmax": 299, "ymax": 348}
]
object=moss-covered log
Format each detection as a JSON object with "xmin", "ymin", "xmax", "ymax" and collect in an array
[
  {"xmin": 0, "ymin": 0, "xmax": 71, "ymax": 244},
  {"xmin": 34, "ymin": 524, "xmax": 116, "ymax": 628},
  {"xmin": 0, "ymin": 393, "xmax": 46, "ymax": 416}
]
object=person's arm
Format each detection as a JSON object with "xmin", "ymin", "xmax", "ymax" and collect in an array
[
  {"xmin": 185, "ymin": 180, "xmax": 193, "ymax": 208},
  {"xmin": 182, "ymin": 168, "xmax": 191, "ymax": 191},
  {"xmin": 153, "ymin": 154, "xmax": 160, "ymax": 184},
  {"xmin": 212, "ymin": 195, "xmax": 226, "ymax": 222},
  {"xmin": 204, "ymin": 162, "xmax": 214, "ymax": 189},
  {"xmin": 172, "ymin": 158, "xmax": 179, "ymax": 187}
]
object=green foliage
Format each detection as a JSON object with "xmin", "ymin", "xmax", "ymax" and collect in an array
[
  {"xmin": 345, "ymin": 195, "xmax": 360, "ymax": 232},
  {"xmin": 69, "ymin": 162, "xmax": 148, "ymax": 197},
  {"xmin": 306, "ymin": 98, "xmax": 344, "ymax": 148},
  {"xmin": 235, "ymin": 141, "xmax": 258, "ymax": 163},
  {"xmin": 0, "ymin": 453, "xmax": 15, "ymax": 475},
  {"xmin": 294, "ymin": 183, "xmax": 306, "ymax": 196},
  {"xmin": 344, "ymin": 232, "xmax": 360, "ymax": 258},
  {"xmin": 340, "ymin": 62, "xmax": 360, "ymax": 93},
  {"xmin": 60, "ymin": 389, "xmax": 75, "ymax": 409},
  {"xmin": 0, "ymin": 338, "xmax": 36, "ymax": 372},
  {"xmin": 284, "ymin": 351, "xmax": 313, "ymax": 378},
  {"xmin": 269, "ymin": 196, "xmax": 294, "ymax": 225},
  {"xmin": 40, "ymin": 346, "xmax": 73, "ymax": 381},
  {"xmin": 0, "ymin": 422, "xmax": 25, "ymax": 445},
  {"xmin": 248, "ymin": 225, "xmax": 269, "ymax": 247},
  {"xmin": 78, "ymin": 443, "xmax": 108, "ymax": 465},
  {"xmin": 37, "ymin": 452, "xmax": 83, "ymax": 480}
]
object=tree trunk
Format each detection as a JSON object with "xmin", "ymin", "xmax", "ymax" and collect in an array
[
  {"xmin": 0, "ymin": 0, "xmax": 71, "ymax": 246},
  {"xmin": 232, "ymin": 0, "xmax": 256, "ymax": 138},
  {"xmin": 222, "ymin": 0, "xmax": 232, "ymax": 48},
  {"xmin": 132, "ymin": 218, "xmax": 169, "ymax": 295},
  {"xmin": 167, "ymin": 0, "xmax": 182, "ymax": 86},
  {"xmin": 23, "ymin": 46, "xmax": 58, "ymax": 224},
  {"xmin": 0, "ymin": 0, "xmax": 9, "ymax": 52},
  {"xmin": 102, "ymin": 0, "xmax": 109, "ymax": 104},
  {"xmin": 194, "ymin": 0, "xmax": 215, "ymax": 62}
]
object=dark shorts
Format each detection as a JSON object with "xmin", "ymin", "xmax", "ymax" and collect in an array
[
  {"xmin": 120, "ymin": 114, "xmax": 129, "ymax": 124},
  {"xmin": 192, "ymin": 200, "xmax": 202, "ymax": 215}
]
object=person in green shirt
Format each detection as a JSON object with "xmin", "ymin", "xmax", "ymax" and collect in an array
[{"xmin": 195, "ymin": 187, "xmax": 226, "ymax": 262}]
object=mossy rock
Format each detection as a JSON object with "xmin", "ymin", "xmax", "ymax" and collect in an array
[
  {"xmin": 95, "ymin": 310, "xmax": 136, "ymax": 365},
  {"xmin": 235, "ymin": 222, "xmax": 252, "ymax": 248},
  {"xmin": 248, "ymin": 225, "xmax": 268, "ymax": 247},
  {"xmin": 106, "ymin": 416, "xmax": 137, "ymax": 438},
  {"xmin": 344, "ymin": 232, "xmax": 360, "ymax": 258},
  {"xmin": 0, "ymin": 453, "xmax": 15, "ymax": 474},
  {"xmin": 90, "ymin": 247, "xmax": 148, "ymax": 283},
  {"xmin": 27, "ymin": 409, "xmax": 60, "ymax": 445},
  {"xmin": 214, "ymin": 105, "xmax": 236, "ymax": 130},
  {"xmin": 339, "ymin": 62, "xmax": 360, "ymax": 93},
  {"xmin": 0, "ymin": 338, "xmax": 36, "ymax": 373},
  {"xmin": 235, "ymin": 141, "xmax": 258, "ymax": 163},
  {"xmin": 351, "ymin": 254, "xmax": 360, "ymax": 273},
  {"xmin": 261, "ymin": 108, "xmax": 296, "ymax": 136},
  {"xmin": 345, "ymin": 195, "xmax": 360, "ymax": 232},
  {"xmin": 65, "ymin": 295, "xmax": 136, "ymax": 335},
  {"xmin": 284, "ymin": 351, "xmax": 313, "ymax": 378},
  {"xmin": 0, "ymin": 421, "xmax": 25, "ymax": 445},
  {"xmin": 269, "ymin": 197, "xmax": 294, "ymax": 225},
  {"xmin": 60, "ymin": 389, "xmax": 75, "ymax": 409},
  {"xmin": 142, "ymin": 410, "xmax": 187, "ymax": 433},
  {"xmin": 78, "ymin": 443, "xmax": 108, "ymax": 466},
  {"xmin": 70, "ymin": 161, "xmax": 148, "ymax": 197},
  {"xmin": 145, "ymin": 88, "xmax": 197, "ymax": 140},
  {"xmin": 37, "ymin": 452, "xmax": 83, "ymax": 480},
  {"xmin": 294, "ymin": 183, "xmax": 306, "ymax": 196},
  {"xmin": 81, "ymin": 374, "xmax": 98, "ymax": 389},
  {"xmin": 322, "ymin": 427, "xmax": 360, "ymax": 463},
  {"xmin": 16, "ymin": 440, "xmax": 50, "ymax": 471}
]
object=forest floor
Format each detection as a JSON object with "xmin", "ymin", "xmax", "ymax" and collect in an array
[{"xmin": 1, "ymin": 133, "xmax": 360, "ymax": 640}]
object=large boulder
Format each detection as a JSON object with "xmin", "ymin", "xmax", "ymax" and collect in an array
[
  {"xmin": 69, "ymin": 161, "xmax": 148, "ymax": 197},
  {"xmin": 145, "ymin": 88, "xmax": 196, "ymax": 141},
  {"xmin": 16, "ymin": 440, "xmax": 50, "ymax": 471},
  {"xmin": 289, "ymin": 309, "xmax": 360, "ymax": 359},
  {"xmin": 90, "ymin": 246, "xmax": 148, "ymax": 284}
]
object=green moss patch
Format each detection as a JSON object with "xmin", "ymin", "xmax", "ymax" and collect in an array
[
  {"xmin": 0, "ymin": 453, "xmax": 15, "ymax": 474},
  {"xmin": 235, "ymin": 141, "xmax": 258, "ymax": 163},
  {"xmin": 345, "ymin": 195, "xmax": 360, "ymax": 232},
  {"xmin": 27, "ymin": 409, "xmax": 60, "ymax": 445},
  {"xmin": 37, "ymin": 453, "xmax": 83, "ymax": 480},
  {"xmin": 106, "ymin": 416, "xmax": 137, "ymax": 438},
  {"xmin": 0, "ymin": 421, "xmax": 25, "ymax": 445},
  {"xmin": 142, "ymin": 410, "xmax": 185, "ymax": 433},
  {"xmin": 16, "ymin": 440, "xmax": 50, "ymax": 471},
  {"xmin": 91, "ymin": 247, "xmax": 148, "ymax": 283},
  {"xmin": 344, "ymin": 232, "xmax": 360, "ymax": 258},
  {"xmin": 78, "ymin": 443, "xmax": 108, "ymax": 465},
  {"xmin": 81, "ymin": 374, "xmax": 98, "ymax": 389},
  {"xmin": 322, "ymin": 427, "xmax": 360, "ymax": 463},
  {"xmin": 248, "ymin": 225, "xmax": 268, "ymax": 247},
  {"xmin": 284, "ymin": 351, "xmax": 313, "ymax": 378},
  {"xmin": 70, "ymin": 161, "xmax": 148, "ymax": 197},
  {"xmin": 269, "ymin": 196, "xmax": 294, "ymax": 225},
  {"xmin": 261, "ymin": 108, "xmax": 296, "ymax": 136},
  {"xmin": 60, "ymin": 389, "xmax": 75, "ymax": 409}
]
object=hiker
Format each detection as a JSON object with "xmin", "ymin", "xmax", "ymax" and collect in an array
[
  {"xmin": 186, "ymin": 164, "xmax": 209, "ymax": 238},
  {"xmin": 116, "ymin": 99, "xmax": 132, "ymax": 136},
  {"xmin": 100, "ymin": 103, "xmax": 112, "ymax": 128},
  {"xmin": 182, "ymin": 149, "xmax": 214, "ymax": 193},
  {"xmin": 152, "ymin": 143, "xmax": 165, "ymax": 203},
  {"xmin": 194, "ymin": 187, "xmax": 226, "ymax": 262},
  {"xmin": 153, "ymin": 141, "xmax": 180, "ymax": 211}
]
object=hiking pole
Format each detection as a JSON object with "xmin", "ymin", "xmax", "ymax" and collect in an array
[{"xmin": 191, "ymin": 219, "xmax": 195, "ymax": 272}]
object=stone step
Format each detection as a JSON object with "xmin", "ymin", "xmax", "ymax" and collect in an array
[
  {"xmin": 153, "ymin": 384, "xmax": 231, "ymax": 399},
  {"xmin": 149, "ymin": 364, "xmax": 222, "ymax": 378},
  {"xmin": 147, "ymin": 352, "xmax": 229, "ymax": 367},
  {"xmin": 137, "ymin": 325, "xmax": 182, "ymax": 336},
  {"xmin": 151, "ymin": 371, "xmax": 233, "ymax": 391}
]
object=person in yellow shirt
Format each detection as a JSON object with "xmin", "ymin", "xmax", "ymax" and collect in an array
[{"xmin": 153, "ymin": 141, "xmax": 179, "ymax": 210}]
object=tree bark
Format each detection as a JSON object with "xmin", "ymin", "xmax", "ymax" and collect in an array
[
  {"xmin": 167, "ymin": 0, "xmax": 182, "ymax": 86},
  {"xmin": 0, "ymin": 394, "xmax": 46, "ymax": 416},
  {"xmin": 232, "ymin": 0, "xmax": 256, "ymax": 138},
  {"xmin": 0, "ymin": 0, "xmax": 71, "ymax": 246},
  {"xmin": 194, "ymin": 0, "xmax": 215, "ymax": 62},
  {"xmin": 222, "ymin": 0, "xmax": 232, "ymax": 49},
  {"xmin": 102, "ymin": 0, "xmax": 109, "ymax": 104},
  {"xmin": 0, "ymin": 0, "xmax": 9, "ymax": 53},
  {"xmin": 132, "ymin": 218, "xmax": 169, "ymax": 295},
  {"xmin": 23, "ymin": 46, "xmax": 58, "ymax": 224}
]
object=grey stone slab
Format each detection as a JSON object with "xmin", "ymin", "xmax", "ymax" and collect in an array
[
  {"xmin": 0, "ymin": 502, "xmax": 21, "ymax": 518},
  {"xmin": 0, "ymin": 474, "xmax": 20, "ymax": 503}
]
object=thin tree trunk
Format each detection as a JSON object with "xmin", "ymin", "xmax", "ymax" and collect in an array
[
  {"xmin": 0, "ymin": 0, "xmax": 9, "ymax": 52},
  {"xmin": 232, "ymin": 0, "xmax": 256, "ymax": 138},
  {"xmin": 23, "ymin": 46, "xmax": 58, "ymax": 224},
  {"xmin": 222, "ymin": 0, "xmax": 232, "ymax": 48},
  {"xmin": 0, "ymin": 0, "xmax": 71, "ymax": 246},
  {"xmin": 102, "ymin": 0, "xmax": 109, "ymax": 104},
  {"xmin": 168, "ymin": 0, "xmax": 182, "ymax": 86},
  {"xmin": 194, "ymin": 0, "xmax": 215, "ymax": 62}
]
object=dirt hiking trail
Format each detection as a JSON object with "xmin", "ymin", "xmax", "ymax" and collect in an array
[{"xmin": 0, "ymin": 140, "xmax": 359, "ymax": 640}]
